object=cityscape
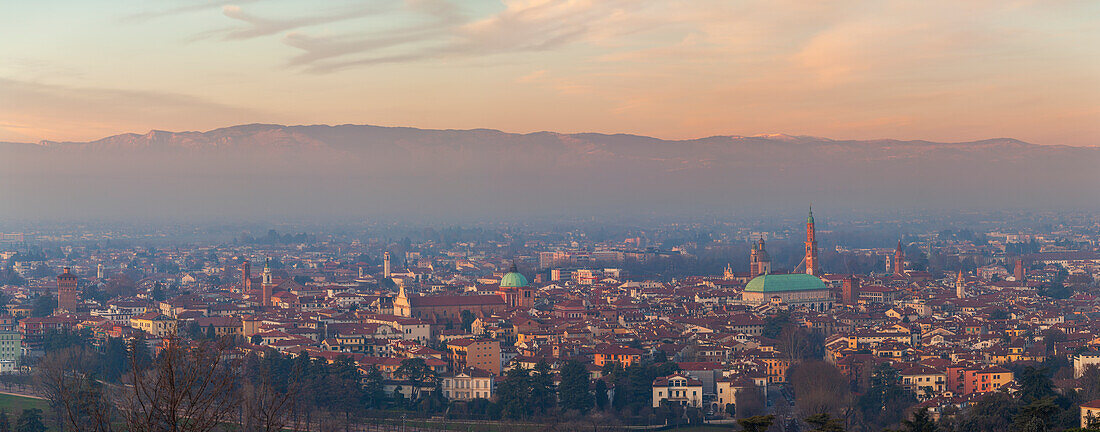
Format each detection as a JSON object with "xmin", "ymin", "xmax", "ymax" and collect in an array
[
  {"xmin": 2, "ymin": 1, "xmax": 1099, "ymax": 432},
  {"xmin": 0, "ymin": 210, "xmax": 1099, "ymax": 431}
]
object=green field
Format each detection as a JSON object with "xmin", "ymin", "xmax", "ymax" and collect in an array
[
  {"xmin": 0, "ymin": 393, "xmax": 53, "ymax": 429},
  {"xmin": 0, "ymin": 393, "xmax": 50, "ymax": 414}
]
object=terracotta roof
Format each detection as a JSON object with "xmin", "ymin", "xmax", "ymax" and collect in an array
[{"xmin": 409, "ymin": 295, "xmax": 505, "ymax": 307}]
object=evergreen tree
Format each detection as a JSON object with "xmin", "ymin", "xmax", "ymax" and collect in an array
[
  {"xmin": 395, "ymin": 358, "xmax": 434, "ymax": 402},
  {"xmin": 805, "ymin": 412, "xmax": 846, "ymax": 432},
  {"xmin": 460, "ymin": 310, "xmax": 477, "ymax": 332},
  {"xmin": 956, "ymin": 391, "xmax": 1019, "ymax": 432},
  {"xmin": 857, "ymin": 363, "xmax": 916, "ymax": 430},
  {"xmin": 593, "ymin": 379, "xmax": 609, "ymax": 410},
  {"xmin": 530, "ymin": 360, "xmax": 557, "ymax": 415},
  {"xmin": 364, "ymin": 366, "xmax": 386, "ymax": 409},
  {"xmin": 0, "ymin": 411, "xmax": 10, "ymax": 432},
  {"xmin": 901, "ymin": 408, "xmax": 936, "ymax": 432},
  {"xmin": 497, "ymin": 366, "xmax": 533, "ymax": 419},
  {"xmin": 1012, "ymin": 397, "xmax": 1061, "ymax": 432},
  {"xmin": 30, "ymin": 296, "xmax": 55, "ymax": 318},
  {"xmin": 559, "ymin": 360, "xmax": 592, "ymax": 413},
  {"xmin": 15, "ymin": 409, "xmax": 44, "ymax": 432},
  {"xmin": 738, "ymin": 415, "xmax": 775, "ymax": 432}
]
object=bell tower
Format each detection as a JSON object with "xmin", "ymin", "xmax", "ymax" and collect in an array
[
  {"xmin": 955, "ymin": 271, "xmax": 966, "ymax": 299},
  {"xmin": 750, "ymin": 238, "xmax": 771, "ymax": 277},
  {"xmin": 261, "ymin": 258, "xmax": 274, "ymax": 307},
  {"xmin": 383, "ymin": 252, "xmax": 392, "ymax": 278},
  {"xmin": 804, "ymin": 207, "xmax": 819, "ymax": 276},
  {"xmin": 894, "ymin": 240, "xmax": 905, "ymax": 276}
]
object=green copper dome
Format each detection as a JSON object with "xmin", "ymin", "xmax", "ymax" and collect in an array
[
  {"xmin": 500, "ymin": 262, "xmax": 529, "ymax": 288},
  {"xmin": 744, "ymin": 273, "xmax": 825, "ymax": 293},
  {"xmin": 500, "ymin": 271, "xmax": 529, "ymax": 288}
]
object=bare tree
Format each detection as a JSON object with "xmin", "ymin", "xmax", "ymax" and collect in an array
[
  {"xmin": 239, "ymin": 371, "xmax": 297, "ymax": 432},
  {"xmin": 38, "ymin": 336, "xmax": 303, "ymax": 432},
  {"xmin": 733, "ymin": 387, "xmax": 767, "ymax": 418},
  {"xmin": 35, "ymin": 347, "xmax": 116, "ymax": 432},
  {"xmin": 120, "ymin": 337, "xmax": 239, "ymax": 432},
  {"xmin": 787, "ymin": 361, "xmax": 854, "ymax": 427}
]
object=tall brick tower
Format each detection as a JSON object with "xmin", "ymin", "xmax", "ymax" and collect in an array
[
  {"xmin": 1014, "ymin": 259, "xmax": 1025, "ymax": 282},
  {"xmin": 805, "ymin": 207, "xmax": 819, "ymax": 276},
  {"xmin": 56, "ymin": 267, "xmax": 79, "ymax": 313},
  {"xmin": 240, "ymin": 260, "xmax": 252, "ymax": 293},
  {"xmin": 842, "ymin": 276, "xmax": 860, "ymax": 305},
  {"xmin": 894, "ymin": 240, "xmax": 905, "ymax": 276}
]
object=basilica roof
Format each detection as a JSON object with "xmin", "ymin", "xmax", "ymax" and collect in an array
[{"xmin": 744, "ymin": 273, "xmax": 826, "ymax": 293}]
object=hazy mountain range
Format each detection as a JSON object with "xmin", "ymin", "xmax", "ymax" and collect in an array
[{"xmin": 2, "ymin": 124, "xmax": 1097, "ymax": 222}]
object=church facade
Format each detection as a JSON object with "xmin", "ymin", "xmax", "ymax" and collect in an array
[{"xmin": 393, "ymin": 264, "xmax": 532, "ymax": 321}]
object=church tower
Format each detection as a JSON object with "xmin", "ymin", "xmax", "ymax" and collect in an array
[
  {"xmin": 383, "ymin": 252, "xmax": 392, "ymax": 278},
  {"xmin": 955, "ymin": 271, "xmax": 965, "ymax": 299},
  {"xmin": 750, "ymin": 238, "xmax": 771, "ymax": 277},
  {"xmin": 1014, "ymin": 259, "xmax": 1025, "ymax": 282},
  {"xmin": 805, "ymin": 207, "xmax": 820, "ymax": 276},
  {"xmin": 261, "ymin": 258, "xmax": 273, "ymax": 308},
  {"xmin": 894, "ymin": 240, "xmax": 905, "ymax": 276}
]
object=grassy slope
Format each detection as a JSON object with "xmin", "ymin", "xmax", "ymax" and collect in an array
[{"xmin": 0, "ymin": 393, "xmax": 53, "ymax": 429}]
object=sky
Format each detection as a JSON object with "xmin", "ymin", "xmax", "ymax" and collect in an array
[{"xmin": 1, "ymin": 0, "xmax": 1098, "ymax": 146}]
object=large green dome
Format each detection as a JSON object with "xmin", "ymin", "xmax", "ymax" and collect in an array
[
  {"xmin": 500, "ymin": 262, "xmax": 529, "ymax": 288},
  {"xmin": 500, "ymin": 271, "xmax": 529, "ymax": 288},
  {"xmin": 744, "ymin": 273, "xmax": 825, "ymax": 293}
]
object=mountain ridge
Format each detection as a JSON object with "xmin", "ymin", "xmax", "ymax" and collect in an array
[
  {"xmin": 6, "ymin": 123, "xmax": 1057, "ymax": 151},
  {"xmin": 1, "ymin": 123, "xmax": 1096, "ymax": 220}
]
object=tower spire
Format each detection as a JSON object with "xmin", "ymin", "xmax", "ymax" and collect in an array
[
  {"xmin": 956, "ymin": 271, "xmax": 965, "ymax": 299},
  {"xmin": 894, "ymin": 240, "xmax": 905, "ymax": 276},
  {"xmin": 261, "ymin": 257, "xmax": 274, "ymax": 308},
  {"xmin": 804, "ymin": 206, "xmax": 819, "ymax": 276}
]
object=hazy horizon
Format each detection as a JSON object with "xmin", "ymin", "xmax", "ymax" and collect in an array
[
  {"xmin": 2, "ymin": 123, "xmax": 1097, "ymax": 223},
  {"xmin": 5, "ymin": 122, "xmax": 1098, "ymax": 149}
]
